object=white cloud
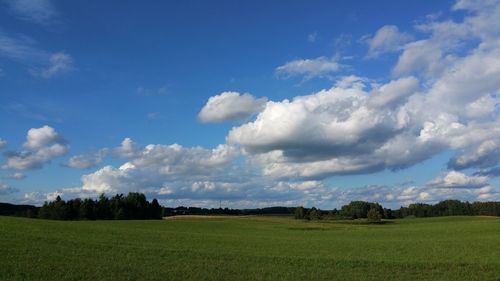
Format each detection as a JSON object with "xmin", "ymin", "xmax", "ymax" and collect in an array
[
  {"xmin": 226, "ymin": 1, "xmax": 500, "ymax": 180},
  {"xmin": 8, "ymin": 0, "xmax": 500, "ymax": 208},
  {"xmin": 0, "ymin": 182, "xmax": 18, "ymax": 195},
  {"xmin": 0, "ymin": 138, "xmax": 6, "ymax": 149},
  {"xmin": 428, "ymin": 171, "xmax": 489, "ymax": 188},
  {"xmin": 335, "ymin": 75, "xmax": 370, "ymax": 90},
  {"xmin": 35, "ymin": 52, "xmax": 74, "ymax": 78},
  {"xmin": 3, "ymin": 0, "xmax": 58, "ymax": 25},
  {"xmin": 448, "ymin": 139, "xmax": 500, "ymax": 170},
  {"xmin": 147, "ymin": 112, "xmax": 160, "ymax": 120},
  {"xmin": 4, "ymin": 126, "xmax": 69, "ymax": 170},
  {"xmin": 3, "ymin": 172, "xmax": 26, "ymax": 180},
  {"xmin": 394, "ymin": 0, "xmax": 500, "ymax": 77},
  {"xmin": 114, "ymin": 138, "xmax": 141, "ymax": 159},
  {"xmin": 137, "ymin": 85, "xmax": 168, "ymax": 96},
  {"xmin": 275, "ymin": 56, "xmax": 342, "ymax": 80},
  {"xmin": 227, "ymin": 77, "xmax": 428, "ymax": 178},
  {"xmin": 79, "ymin": 139, "xmax": 240, "ymax": 194},
  {"xmin": 307, "ymin": 32, "xmax": 318, "ymax": 43},
  {"xmin": 0, "ymin": 32, "xmax": 73, "ymax": 78},
  {"xmin": 22, "ymin": 191, "xmax": 61, "ymax": 204},
  {"xmin": 198, "ymin": 92, "xmax": 268, "ymax": 123},
  {"xmin": 367, "ymin": 76, "xmax": 419, "ymax": 108},
  {"xmin": 365, "ymin": 25, "xmax": 413, "ymax": 58},
  {"xmin": 65, "ymin": 149, "xmax": 108, "ymax": 169},
  {"xmin": 0, "ymin": 32, "xmax": 45, "ymax": 62}
]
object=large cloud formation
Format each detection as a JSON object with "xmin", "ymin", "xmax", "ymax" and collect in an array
[
  {"xmin": 228, "ymin": 1, "xmax": 500, "ymax": 180},
  {"xmin": 17, "ymin": 0, "xmax": 500, "ymax": 208},
  {"xmin": 78, "ymin": 139, "xmax": 240, "ymax": 195}
]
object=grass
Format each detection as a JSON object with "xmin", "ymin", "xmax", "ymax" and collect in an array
[{"xmin": 0, "ymin": 215, "xmax": 499, "ymax": 281}]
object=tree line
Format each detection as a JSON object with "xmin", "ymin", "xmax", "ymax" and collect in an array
[
  {"xmin": 38, "ymin": 192, "xmax": 162, "ymax": 220},
  {"xmin": 163, "ymin": 206, "xmax": 295, "ymax": 216},
  {"xmin": 293, "ymin": 200, "xmax": 500, "ymax": 221},
  {"xmin": 1, "ymin": 196, "xmax": 498, "ymax": 221}
]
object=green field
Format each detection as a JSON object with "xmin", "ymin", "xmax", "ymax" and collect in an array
[{"xmin": 1, "ymin": 215, "xmax": 499, "ymax": 281}]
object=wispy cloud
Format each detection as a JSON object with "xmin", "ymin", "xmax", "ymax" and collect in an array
[
  {"xmin": 31, "ymin": 52, "xmax": 74, "ymax": 78},
  {"xmin": 307, "ymin": 32, "xmax": 317, "ymax": 43},
  {"xmin": 275, "ymin": 56, "xmax": 342, "ymax": 80},
  {"xmin": 136, "ymin": 85, "xmax": 168, "ymax": 96},
  {"xmin": 0, "ymin": 182, "xmax": 18, "ymax": 195},
  {"xmin": 0, "ymin": 138, "xmax": 6, "ymax": 149},
  {"xmin": 0, "ymin": 32, "xmax": 46, "ymax": 62},
  {"xmin": 3, "ymin": 0, "xmax": 59, "ymax": 25},
  {"xmin": 147, "ymin": 112, "xmax": 160, "ymax": 120},
  {"xmin": 3, "ymin": 172, "xmax": 26, "ymax": 180},
  {"xmin": 0, "ymin": 32, "xmax": 73, "ymax": 78}
]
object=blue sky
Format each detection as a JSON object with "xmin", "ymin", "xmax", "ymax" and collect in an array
[{"xmin": 0, "ymin": 0, "xmax": 499, "ymax": 208}]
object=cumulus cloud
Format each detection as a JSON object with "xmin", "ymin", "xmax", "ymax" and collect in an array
[
  {"xmin": 21, "ymin": 191, "xmax": 62, "ymax": 204},
  {"xmin": 227, "ymin": 1, "xmax": 500, "ymax": 180},
  {"xmin": 3, "ymin": 0, "xmax": 58, "ymax": 25},
  {"xmin": 79, "ymin": 139, "xmax": 240, "ymax": 194},
  {"xmin": 275, "ymin": 56, "xmax": 342, "ymax": 80},
  {"xmin": 114, "ymin": 138, "xmax": 141, "ymax": 159},
  {"xmin": 393, "ymin": 0, "xmax": 500, "ymax": 77},
  {"xmin": 0, "ymin": 138, "xmax": 6, "ymax": 149},
  {"xmin": 198, "ymin": 92, "xmax": 268, "ymax": 123},
  {"xmin": 227, "ymin": 76, "xmax": 429, "ymax": 178},
  {"xmin": 4, "ymin": 125, "xmax": 69, "ymax": 170},
  {"xmin": 428, "ymin": 171, "xmax": 489, "ymax": 189},
  {"xmin": 448, "ymin": 139, "xmax": 500, "ymax": 170},
  {"xmin": 364, "ymin": 25, "xmax": 413, "ymax": 58},
  {"xmin": 11, "ymin": 0, "xmax": 500, "ymax": 208},
  {"xmin": 65, "ymin": 149, "xmax": 108, "ymax": 169},
  {"xmin": 367, "ymin": 76, "xmax": 419, "ymax": 108}
]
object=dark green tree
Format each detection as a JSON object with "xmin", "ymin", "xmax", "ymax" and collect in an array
[
  {"xmin": 367, "ymin": 207, "xmax": 382, "ymax": 223},
  {"xmin": 294, "ymin": 206, "xmax": 305, "ymax": 219},
  {"xmin": 308, "ymin": 207, "xmax": 322, "ymax": 220}
]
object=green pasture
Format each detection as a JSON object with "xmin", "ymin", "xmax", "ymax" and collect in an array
[{"xmin": 0, "ymin": 215, "xmax": 498, "ymax": 280}]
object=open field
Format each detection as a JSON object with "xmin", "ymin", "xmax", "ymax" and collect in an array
[{"xmin": 1, "ymin": 215, "xmax": 499, "ymax": 281}]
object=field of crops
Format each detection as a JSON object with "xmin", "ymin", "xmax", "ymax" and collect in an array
[{"xmin": 0, "ymin": 215, "xmax": 499, "ymax": 280}]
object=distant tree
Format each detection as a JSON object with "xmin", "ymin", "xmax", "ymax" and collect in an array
[
  {"xmin": 38, "ymin": 202, "xmax": 51, "ymax": 219},
  {"xmin": 340, "ymin": 201, "xmax": 383, "ymax": 219},
  {"xmin": 149, "ymin": 199, "xmax": 162, "ymax": 219},
  {"xmin": 96, "ymin": 194, "xmax": 112, "ymax": 219},
  {"xmin": 367, "ymin": 207, "xmax": 382, "ymax": 223},
  {"xmin": 294, "ymin": 206, "xmax": 305, "ymax": 219},
  {"xmin": 80, "ymin": 198, "xmax": 96, "ymax": 220},
  {"xmin": 308, "ymin": 207, "xmax": 322, "ymax": 220},
  {"xmin": 115, "ymin": 207, "xmax": 126, "ymax": 220},
  {"xmin": 383, "ymin": 208, "xmax": 393, "ymax": 219}
]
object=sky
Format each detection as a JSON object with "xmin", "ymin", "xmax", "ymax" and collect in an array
[{"xmin": 0, "ymin": 0, "xmax": 499, "ymax": 209}]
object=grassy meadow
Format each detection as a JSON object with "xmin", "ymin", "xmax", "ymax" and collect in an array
[{"xmin": 0, "ymin": 215, "xmax": 499, "ymax": 281}]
